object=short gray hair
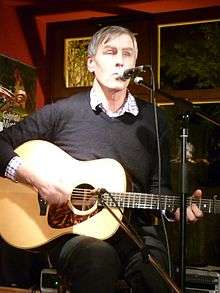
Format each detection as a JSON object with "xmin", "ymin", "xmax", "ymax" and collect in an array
[{"xmin": 88, "ymin": 25, "xmax": 138, "ymax": 58}]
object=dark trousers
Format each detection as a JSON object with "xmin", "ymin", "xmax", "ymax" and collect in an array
[{"xmin": 49, "ymin": 225, "xmax": 169, "ymax": 293}]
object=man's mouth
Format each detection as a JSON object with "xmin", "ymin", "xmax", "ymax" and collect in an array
[{"xmin": 114, "ymin": 70, "xmax": 125, "ymax": 80}]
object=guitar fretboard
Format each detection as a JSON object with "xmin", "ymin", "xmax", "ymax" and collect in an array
[{"xmin": 101, "ymin": 192, "xmax": 220, "ymax": 214}]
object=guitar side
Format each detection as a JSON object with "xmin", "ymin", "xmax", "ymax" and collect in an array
[{"xmin": 0, "ymin": 140, "xmax": 127, "ymax": 249}]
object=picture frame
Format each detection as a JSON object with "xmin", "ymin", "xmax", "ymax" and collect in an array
[
  {"xmin": 0, "ymin": 54, "xmax": 36, "ymax": 130},
  {"xmin": 157, "ymin": 18, "xmax": 220, "ymax": 104},
  {"xmin": 64, "ymin": 36, "xmax": 94, "ymax": 88}
]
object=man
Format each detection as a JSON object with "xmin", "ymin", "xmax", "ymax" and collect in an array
[{"xmin": 0, "ymin": 26, "xmax": 202, "ymax": 292}]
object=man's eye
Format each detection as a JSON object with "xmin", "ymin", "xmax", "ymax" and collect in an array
[
  {"xmin": 123, "ymin": 51, "xmax": 132, "ymax": 57},
  {"xmin": 104, "ymin": 50, "xmax": 114, "ymax": 54}
]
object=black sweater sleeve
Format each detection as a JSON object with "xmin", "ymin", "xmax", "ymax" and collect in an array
[
  {"xmin": 148, "ymin": 107, "xmax": 172, "ymax": 195},
  {"xmin": 0, "ymin": 102, "xmax": 58, "ymax": 176}
]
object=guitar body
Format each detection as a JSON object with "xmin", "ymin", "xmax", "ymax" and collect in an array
[{"xmin": 0, "ymin": 140, "xmax": 127, "ymax": 249}]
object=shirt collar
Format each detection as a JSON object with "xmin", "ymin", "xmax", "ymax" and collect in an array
[{"xmin": 90, "ymin": 87, "xmax": 139, "ymax": 118}]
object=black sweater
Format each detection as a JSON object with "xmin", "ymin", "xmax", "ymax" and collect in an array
[{"xmin": 0, "ymin": 91, "xmax": 171, "ymax": 223}]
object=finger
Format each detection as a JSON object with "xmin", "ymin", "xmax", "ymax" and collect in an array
[
  {"xmin": 174, "ymin": 208, "xmax": 180, "ymax": 221},
  {"xmin": 186, "ymin": 206, "xmax": 198, "ymax": 223},
  {"xmin": 191, "ymin": 203, "xmax": 203, "ymax": 218},
  {"xmin": 192, "ymin": 189, "xmax": 202, "ymax": 197}
]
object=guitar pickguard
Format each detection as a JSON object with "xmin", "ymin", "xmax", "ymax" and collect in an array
[{"xmin": 48, "ymin": 203, "xmax": 100, "ymax": 229}]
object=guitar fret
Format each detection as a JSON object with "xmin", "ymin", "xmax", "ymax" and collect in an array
[
  {"xmin": 144, "ymin": 196, "xmax": 147, "ymax": 209},
  {"xmin": 164, "ymin": 196, "xmax": 167, "ymax": 210},
  {"xmin": 202, "ymin": 202, "xmax": 208, "ymax": 212},
  {"xmin": 125, "ymin": 193, "xmax": 130, "ymax": 208},
  {"xmin": 150, "ymin": 194, "xmax": 153, "ymax": 209},
  {"xmin": 132, "ymin": 193, "xmax": 135, "ymax": 208},
  {"xmin": 198, "ymin": 197, "xmax": 201, "ymax": 210},
  {"xmin": 209, "ymin": 201, "xmax": 212, "ymax": 212},
  {"xmin": 157, "ymin": 195, "xmax": 160, "ymax": 210},
  {"xmin": 209, "ymin": 201, "xmax": 212, "ymax": 213},
  {"xmin": 101, "ymin": 192, "xmax": 219, "ymax": 216},
  {"xmin": 140, "ymin": 195, "xmax": 146, "ymax": 208},
  {"xmin": 166, "ymin": 197, "xmax": 174, "ymax": 211},
  {"xmin": 121, "ymin": 193, "xmax": 125, "ymax": 208},
  {"xmin": 134, "ymin": 193, "xmax": 138, "ymax": 208}
]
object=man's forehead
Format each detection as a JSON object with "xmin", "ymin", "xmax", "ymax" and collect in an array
[{"xmin": 101, "ymin": 34, "xmax": 135, "ymax": 48}]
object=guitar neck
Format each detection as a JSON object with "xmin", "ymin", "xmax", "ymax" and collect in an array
[{"xmin": 102, "ymin": 192, "xmax": 220, "ymax": 214}]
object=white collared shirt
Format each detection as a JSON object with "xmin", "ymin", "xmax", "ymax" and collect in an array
[{"xmin": 90, "ymin": 87, "xmax": 139, "ymax": 118}]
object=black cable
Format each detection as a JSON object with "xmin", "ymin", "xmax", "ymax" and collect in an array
[{"xmin": 134, "ymin": 71, "xmax": 173, "ymax": 279}]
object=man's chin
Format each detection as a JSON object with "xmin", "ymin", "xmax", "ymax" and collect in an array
[{"xmin": 108, "ymin": 81, "xmax": 128, "ymax": 91}]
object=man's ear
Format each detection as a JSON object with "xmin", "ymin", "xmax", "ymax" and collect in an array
[{"xmin": 87, "ymin": 57, "xmax": 95, "ymax": 73}]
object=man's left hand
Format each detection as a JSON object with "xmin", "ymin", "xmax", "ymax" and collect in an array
[{"xmin": 174, "ymin": 189, "xmax": 203, "ymax": 223}]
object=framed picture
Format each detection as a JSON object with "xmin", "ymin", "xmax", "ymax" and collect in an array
[
  {"xmin": 64, "ymin": 36, "xmax": 94, "ymax": 88},
  {"xmin": 157, "ymin": 18, "xmax": 220, "ymax": 104},
  {"xmin": 0, "ymin": 54, "xmax": 36, "ymax": 130}
]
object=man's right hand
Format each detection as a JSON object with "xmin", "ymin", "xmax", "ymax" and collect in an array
[{"xmin": 15, "ymin": 162, "xmax": 70, "ymax": 206}]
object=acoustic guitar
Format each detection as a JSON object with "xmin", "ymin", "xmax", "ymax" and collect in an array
[{"xmin": 0, "ymin": 140, "xmax": 219, "ymax": 249}]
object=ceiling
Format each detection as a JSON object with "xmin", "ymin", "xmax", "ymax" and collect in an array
[{"xmin": 3, "ymin": 0, "xmax": 220, "ymax": 23}]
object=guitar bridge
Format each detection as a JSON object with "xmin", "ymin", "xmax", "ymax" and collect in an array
[{"xmin": 38, "ymin": 193, "xmax": 48, "ymax": 215}]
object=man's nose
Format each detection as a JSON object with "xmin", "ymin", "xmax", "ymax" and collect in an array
[{"xmin": 115, "ymin": 52, "xmax": 124, "ymax": 67}]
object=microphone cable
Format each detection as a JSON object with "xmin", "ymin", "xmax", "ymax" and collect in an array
[{"xmin": 134, "ymin": 69, "xmax": 173, "ymax": 280}]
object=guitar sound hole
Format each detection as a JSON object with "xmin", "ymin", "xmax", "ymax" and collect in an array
[{"xmin": 71, "ymin": 184, "xmax": 97, "ymax": 212}]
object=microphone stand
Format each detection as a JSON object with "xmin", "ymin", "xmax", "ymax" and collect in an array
[
  {"xmin": 97, "ymin": 188, "xmax": 181, "ymax": 293},
  {"xmin": 158, "ymin": 91, "xmax": 192, "ymax": 293},
  {"xmin": 134, "ymin": 72, "xmax": 220, "ymax": 291},
  {"xmin": 178, "ymin": 112, "xmax": 189, "ymax": 293},
  {"xmin": 133, "ymin": 75, "xmax": 182, "ymax": 292},
  {"xmin": 156, "ymin": 90, "xmax": 220, "ymax": 128},
  {"xmin": 133, "ymin": 80, "xmax": 191, "ymax": 292},
  {"xmin": 155, "ymin": 89, "xmax": 220, "ymax": 292},
  {"xmin": 155, "ymin": 89, "xmax": 191, "ymax": 293}
]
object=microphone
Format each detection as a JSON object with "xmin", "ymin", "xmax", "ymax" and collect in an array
[
  {"xmin": 120, "ymin": 65, "xmax": 151, "ymax": 80},
  {"xmin": 134, "ymin": 76, "xmax": 153, "ymax": 91}
]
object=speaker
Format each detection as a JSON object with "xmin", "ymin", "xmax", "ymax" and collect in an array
[
  {"xmin": 40, "ymin": 268, "xmax": 61, "ymax": 293},
  {"xmin": 185, "ymin": 267, "xmax": 220, "ymax": 293}
]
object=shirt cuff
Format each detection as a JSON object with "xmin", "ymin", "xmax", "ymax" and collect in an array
[{"xmin": 5, "ymin": 156, "xmax": 22, "ymax": 181}]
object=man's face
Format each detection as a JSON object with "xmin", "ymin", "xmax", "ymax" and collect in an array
[{"xmin": 87, "ymin": 34, "xmax": 137, "ymax": 91}]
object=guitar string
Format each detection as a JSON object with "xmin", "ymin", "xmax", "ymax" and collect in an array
[
  {"xmin": 70, "ymin": 189, "xmax": 220, "ymax": 211},
  {"xmin": 70, "ymin": 195, "xmax": 218, "ymax": 206},
  {"xmin": 71, "ymin": 188, "xmax": 217, "ymax": 203},
  {"xmin": 71, "ymin": 189, "xmax": 217, "ymax": 204}
]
